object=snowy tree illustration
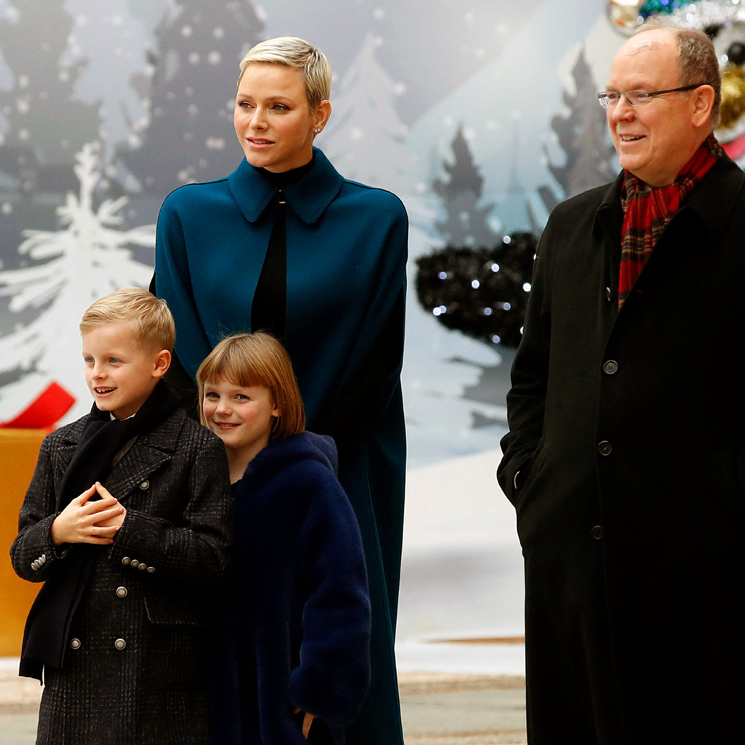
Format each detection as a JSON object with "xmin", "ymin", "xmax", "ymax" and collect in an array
[
  {"xmin": 540, "ymin": 48, "xmax": 616, "ymax": 212},
  {"xmin": 498, "ymin": 123, "xmax": 544, "ymax": 235},
  {"xmin": 0, "ymin": 0, "xmax": 101, "ymax": 170},
  {"xmin": 0, "ymin": 142, "xmax": 155, "ymax": 422},
  {"xmin": 122, "ymin": 0, "xmax": 264, "ymax": 197},
  {"xmin": 433, "ymin": 125, "xmax": 498, "ymax": 247},
  {"xmin": 323, "ymin": 33, "xmax": 417, "ymax": 196},
  {"xmin": 417, "ymin": 125, "xmax": 539, "ymax": 350}
]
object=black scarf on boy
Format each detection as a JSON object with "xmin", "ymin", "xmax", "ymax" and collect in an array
[{"xmin": 19, "ymin": 380, "xmax": 179, "ymax": 681}]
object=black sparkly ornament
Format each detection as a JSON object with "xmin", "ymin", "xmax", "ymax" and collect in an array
[{"xmin": 415, "ymin": 232, "xmax": 538, "ymax": 349}]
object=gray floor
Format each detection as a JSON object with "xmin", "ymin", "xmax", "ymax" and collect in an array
[
  {"xmin": 0, "ymin": 712, "xmax": 38, "ymax": 745},
  {"xmin": 0, "ymin": 669, "xmax": 526, "ymax": 745}
]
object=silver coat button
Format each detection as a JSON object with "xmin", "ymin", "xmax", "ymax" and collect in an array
[
  {"xmin": 116, "ymin": 586, "xmax": 128, "ymax": 598},
  {"xmin": 605, "ymin": 286, "xmax": 612, "ymax": 302},
  {"xmin": 70, "ymin": 638, "xmax": 81, "ymax": 650},
  {"xmin": 139, "ymin": 480, "xmax": 149, "ymax": 490},
  {"xmin": 591, "ymin": 525, "xmax": 603, "ymax": 540},
  {"xmin": 147, "ymin": 566, "xmax": 155, "ymax": 574},
  {"xmin": 121, "ymin": 557, "xmax": 131, "ymax": 566},
  {"xmin": 114, "ymin": 638, "xmax": 127, "ymax": 651},
  {"xmin": 597, "ymin": 440, "xmax": 613, "ymax": 456},
  {"xmin": 138, "ymin": 563, "xmax": 148, "ymax": 571},
  {"xmin": 603, "ymin": 360, "xmax": 619, "ymax": 375},
  {"xmin": 130, "ymin": 560, "xmax": 140, "ymax": 569}
]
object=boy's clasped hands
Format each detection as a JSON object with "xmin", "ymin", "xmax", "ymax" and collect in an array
[{"xmin": 50, "ymin": 482, "xmax": 126, "ymax": 547}]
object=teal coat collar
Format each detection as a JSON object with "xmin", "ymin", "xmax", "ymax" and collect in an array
[{"xmin": 227, "ymin": 148, "xmax": 345, "ymax": 225}]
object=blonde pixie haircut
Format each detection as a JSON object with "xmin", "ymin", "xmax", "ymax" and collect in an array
[
  {"xmin": 238, "ymin": 36, "xmax": 332, "ymax": 112},
  {"xmin": 80, "ymin": 287, "xmax": 176, "ymax": 352},
  {"xmin": 196, "ymin": 332, "xmax": 306, "ymax": 438}
]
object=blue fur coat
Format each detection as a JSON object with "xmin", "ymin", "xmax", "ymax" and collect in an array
[{"xmin": 209, "ymin": 432, "xmax": 371, "ymax": 745}]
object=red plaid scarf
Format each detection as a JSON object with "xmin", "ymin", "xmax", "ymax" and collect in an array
[{"xmin": 618, "ymin": 134, "xmax": 723, "ymax": 307}]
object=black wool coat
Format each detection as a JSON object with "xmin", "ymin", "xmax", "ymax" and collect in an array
[
  {"xmin": 498, "ymin": 155, "xmax": 745, "ymax": 745},
  {"xmin": 10, "ymin": 408, "xmax": 232, "ymax": 745},
  {"xmin": 209, "ymin": 431, "xmax": 371, "ymax": 745}
]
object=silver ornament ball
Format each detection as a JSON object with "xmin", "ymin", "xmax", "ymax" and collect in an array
[{"xmin": 607, "ymin": 0, "xmax": 646, "ymax": 36}]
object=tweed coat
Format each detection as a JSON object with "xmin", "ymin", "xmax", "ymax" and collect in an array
[
  {"xmin": 155, "ymin": 148, "xmax": 407, "ymax": 745},
  {"xmin": 210, "ymin": 432, "xmax": 371, "ymax": 745},
  {"xmin": 11, "ymin": 408, "xmax": 232, "ymax": 745},
  {"xmin": 497, "ymin": 155, "xmax": 745, "ymax": 745}
]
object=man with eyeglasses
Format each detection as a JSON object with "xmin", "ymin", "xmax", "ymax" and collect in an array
[{"xmin": 498, "ymin": 22, "xmax": 744, "ymax": 745}]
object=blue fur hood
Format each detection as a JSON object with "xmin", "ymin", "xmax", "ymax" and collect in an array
[{"xmin": 245, "ymin": 431, "xmax": 339, "ymax": 485}]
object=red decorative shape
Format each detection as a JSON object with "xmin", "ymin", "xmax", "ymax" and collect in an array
[
  {"xmin": 0, "ymin": 382, "xmax": 76, "ymax": 430},
  {"xmin": 722, "ymin": 132, "xmax": 745, "ymax": 162}
]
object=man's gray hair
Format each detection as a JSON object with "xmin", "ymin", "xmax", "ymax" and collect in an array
[{"xmin": 635, "ymin": 22, "xmax": 721, "ymax": 128}]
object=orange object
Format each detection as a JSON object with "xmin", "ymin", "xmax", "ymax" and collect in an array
[{"xmin": 0, "ymin": 429, "xmax": 46, "ymax": 656}]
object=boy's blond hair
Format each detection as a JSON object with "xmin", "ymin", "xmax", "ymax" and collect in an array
[
  {"xmin": 80, "ymin": 288, "xmax": 176, "ymax": 352},
  {"xmin": 196, "ymin": 332, "xmax": 305, "ymax": 438}
]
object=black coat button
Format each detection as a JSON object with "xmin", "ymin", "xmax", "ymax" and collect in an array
[
  {"xmin": 591, "ymin": 525, "xmax": 603, "ymax": 540},
  {"xmin": 597, "ymin": 441, "xmax": 612, "ymax": 456},
  {"xmin": 603, "ymin": 360, "xmax": 618, "ymax": 375}
]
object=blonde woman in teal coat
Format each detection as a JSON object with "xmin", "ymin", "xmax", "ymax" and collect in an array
[{"xmin": 154, "ymin": 37, "xmax": 408, "ymax": 745}]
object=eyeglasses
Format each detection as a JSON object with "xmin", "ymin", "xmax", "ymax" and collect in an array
[{"xmin": 597, "ymin": 84, "xmax": 705, "ymax": 108}]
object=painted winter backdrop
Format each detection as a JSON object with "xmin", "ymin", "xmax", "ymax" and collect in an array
[{"xmin": 1, "ymin": 0, "xmax": 729, "ymax": 464}]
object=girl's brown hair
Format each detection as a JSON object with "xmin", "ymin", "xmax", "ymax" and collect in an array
[{"xmin": 196, "ymin": 332, "xmax": 305, "ymax": 438}]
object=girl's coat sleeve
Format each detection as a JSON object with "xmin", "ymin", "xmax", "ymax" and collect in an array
[{"xmin": 287, "ymin": 463, "xmax": 372, "ymax": 725}]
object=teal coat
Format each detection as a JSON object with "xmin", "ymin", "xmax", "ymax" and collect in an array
[{"xmin": 155, "ymin": 149, "xmax": 408, "ymax": 745}]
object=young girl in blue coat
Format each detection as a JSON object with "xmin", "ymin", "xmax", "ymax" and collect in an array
[{"xmin": 197, "ymin": 332, "xmax": 371, "ymax": 745}]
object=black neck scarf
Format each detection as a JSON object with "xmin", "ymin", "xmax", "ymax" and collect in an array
[
  {"xmin": 20, "ymin": 380, "xmax": 179, "ymax": 680},
  {"xmin": 250, "ymin": 156, "xmax": 315, "ymax": 342}
]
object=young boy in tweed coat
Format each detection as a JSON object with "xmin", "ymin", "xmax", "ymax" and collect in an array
[{"xmin": 10, "ymin": 288, "xmax": 232, "ymax": 745}]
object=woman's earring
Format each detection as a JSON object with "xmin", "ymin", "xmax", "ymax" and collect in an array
[{"xmin": 314, "ymin": 128, "xmax": 322, "ymax": 133}]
